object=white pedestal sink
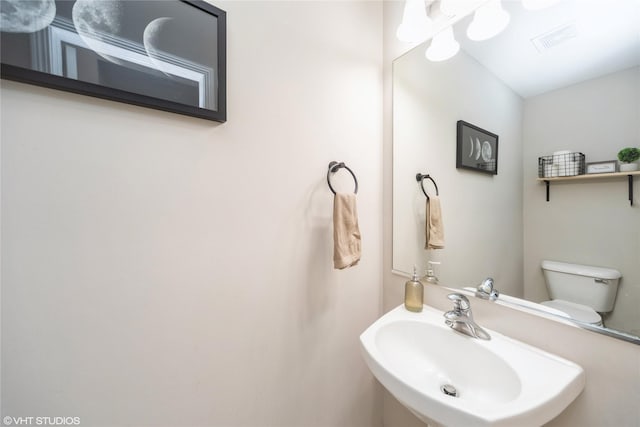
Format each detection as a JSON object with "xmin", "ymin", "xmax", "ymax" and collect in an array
[{"xmin": 360, "ymin": 305, "xmax": 585, "ymax": 427}]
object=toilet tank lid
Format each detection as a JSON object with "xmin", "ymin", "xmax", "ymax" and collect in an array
[{"xmin": 541, "ymin": 260, "xmax": 621, "ymax": 279}]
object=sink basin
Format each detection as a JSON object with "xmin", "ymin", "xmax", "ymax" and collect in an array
[{"xmin": 360, "ymin": 305, "xmax": 585, "ymax": 427}]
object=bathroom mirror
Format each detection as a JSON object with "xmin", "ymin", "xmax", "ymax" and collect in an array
[{"xmin": 392, "ymin": 0, "xmax": 640, "ymax": 341}]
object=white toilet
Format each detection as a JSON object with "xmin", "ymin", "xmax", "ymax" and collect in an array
[{"xmin": 540, "ymin": 260, "xmax": 621, "ymax": 326}]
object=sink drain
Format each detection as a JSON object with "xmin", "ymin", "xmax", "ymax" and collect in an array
[{"xmin": 440, "ymin": 384, "xmax": 458, "ymax": 397}]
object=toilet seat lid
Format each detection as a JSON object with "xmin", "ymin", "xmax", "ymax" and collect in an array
[{"xmin": 541, "ymin": 299, "xmax": 602, "ymax": 324}]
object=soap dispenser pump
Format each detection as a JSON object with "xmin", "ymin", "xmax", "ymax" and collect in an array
[
  {"xmin": 423, "ymin": 261, "xmax": 441, "ymax": 284},
  {"xmin": 404, "ymin": 267, "xmax": 423, "ymax": 312}
]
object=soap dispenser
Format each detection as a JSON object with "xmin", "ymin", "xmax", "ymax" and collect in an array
[
  {"xmin": 423, "ymin": 261, "xmax": 441, "ymax": 284},
  {"xmin": 404, "ymin": 267, "xmax": 423, "ymax": 312}
]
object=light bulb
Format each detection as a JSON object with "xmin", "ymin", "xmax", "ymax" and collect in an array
[
  {"xmin": 396, "ymin": 0, "xmax": 433, "ymax": 43},
  {"xmin": 522, "ymin": 0, "xmax": 561, "ymax": 10},
  {"xmin": 425, "ymin": 26, "xmax": 460, "ymax": 62},
  {"xmin": 466, "ymin": 0, "xmax": 510, "ymax": 41}
]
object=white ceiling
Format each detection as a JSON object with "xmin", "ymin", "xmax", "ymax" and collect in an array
[{"xmin": 454, "ymin": 0, "xmax": 640, "ymax": 98}]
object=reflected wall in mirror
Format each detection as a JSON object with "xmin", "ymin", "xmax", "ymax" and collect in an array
[{"xmin": 392, "ymin": 0, "xmax": 640, "ymax": 339}]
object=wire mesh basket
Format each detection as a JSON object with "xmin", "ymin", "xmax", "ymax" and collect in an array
[{"xmin": 538, "ymin": 152, "xmax": 585, "ymax": 178}]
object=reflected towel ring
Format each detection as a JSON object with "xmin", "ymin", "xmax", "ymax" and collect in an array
[
  {"xmin": 416, "ymin": 173, "xmax": 439, "ymax": 200},
  {"xmin": 327, "ymin": 161, "xmax": 358, "ymax": 195}
]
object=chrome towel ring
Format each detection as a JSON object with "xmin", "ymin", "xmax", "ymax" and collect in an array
[
  {"xmin": 327, "ymin": 161, "xmax": 358, "ymax": 195},
  {"xmin": 416, "ymin": 173, "xmax": 439, "ymax": 200}
]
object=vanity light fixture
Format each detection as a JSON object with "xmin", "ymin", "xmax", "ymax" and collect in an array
[
  {"xmin": 522, "ymin": 0, "xmax": 561, "ymax": 10},
  {"xmin": 425, "ymin": 26, "xmax": 460, "ymax": 61},
  {"xmin": 439, "ymin": 0, "xmax": 468, "ymax": 17},
  {"xmin": 397, "ymin": 0, "xmax": 433, "ymax": 43},
  {"xmin": 466, "ymin": 0, "xmax": 510, "ymax": 41}
]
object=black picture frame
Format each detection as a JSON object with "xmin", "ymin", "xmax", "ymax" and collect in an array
[
  {"xmin": 456, "ymin": 120, "xmax": 498, "ymax": 175},
  {"xmin": 1, "ymin": 0, "xmax": 226, "ymax": 122}
]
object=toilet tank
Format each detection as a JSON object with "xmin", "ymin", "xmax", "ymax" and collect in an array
[{"xmin": 541, "ymin": 260, "xmax": 621, "ymax": 313}]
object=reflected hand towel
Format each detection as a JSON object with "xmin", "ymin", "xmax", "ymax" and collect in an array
[
  {"xmin": 426, "ymin": 196, "xmax": 445, "ymax": 249},
  {"xmin": 333, "ymin": 193, "xmax": 361, "ymax": 269}
]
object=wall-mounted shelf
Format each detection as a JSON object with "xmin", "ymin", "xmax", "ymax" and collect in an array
[{"xmin": 537, "ymin": 171, "xmax": 640, "ymax": 206}]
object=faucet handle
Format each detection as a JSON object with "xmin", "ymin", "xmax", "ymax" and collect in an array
[
  {"xmin": 478, "ymin": 277, "xmax": 494, "ymax": 293},
  {"xmin": 447, "ymin": 293, "xmax": 470, "ymax": 311},
  {"xmin": 476, "ymin": 277, "xmax": 499, "ymax": 301}
]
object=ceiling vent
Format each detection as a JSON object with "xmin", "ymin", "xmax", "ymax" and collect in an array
[{"xmin": 531, "ymin": 22, "xmax": 578, "ymax": 53}]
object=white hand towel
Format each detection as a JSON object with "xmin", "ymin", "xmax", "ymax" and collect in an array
[
  {"xmin": 426, "ymin": 196, "xmax": 445, "ymax": 250},
  {"xmin": 333, "ymin": 193, "xmax": 361, "ymax": 269}
]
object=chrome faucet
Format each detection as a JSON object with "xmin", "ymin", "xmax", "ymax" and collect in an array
[
  {"xmin": 444, "ymin": 293, "xmax": 491, "ymax": 340},
  {"xmin": 475, "ymin": 277, "xmax": 499, "ymax": 301}
]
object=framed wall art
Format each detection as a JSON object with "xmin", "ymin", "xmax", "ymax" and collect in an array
[
  {"xmin": 586, "ymin": 160, "xmax": 617, "ymax": 174},
  {"xmin": 1, "ymin": 0, "xmax": 226, "ymax": 122},
  {"xmin": 456, "ymin": 120, "xmax": 498, "ymax": 175}
]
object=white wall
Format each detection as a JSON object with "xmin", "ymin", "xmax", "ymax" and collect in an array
[
  {"xmin": 392, "ymin": 43, "xmax": 524, "ymax": 298},
  {"xmin": 383, "ymin": 2, "xmax": 640, "ymax": 426},
  {"xmin": 523, "ymin": 67, "xmax": 640, "ymax": 336},
  {"xmin": 1, "ymin": 2, "xmax": 384, "ymax": 426}
]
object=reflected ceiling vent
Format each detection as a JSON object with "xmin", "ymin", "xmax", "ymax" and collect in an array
[{"xmin": 531, "ymin": 22, "xmax": 578, "ymax": 53}]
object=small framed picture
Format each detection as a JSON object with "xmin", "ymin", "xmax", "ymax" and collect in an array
[
  {"xmin": 586, "ymin": 161, "xmax": 617, "ymax": 174},
  {"xmin": 456, "ymin": 120, "xmax": 498, "ymax": 175}
]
